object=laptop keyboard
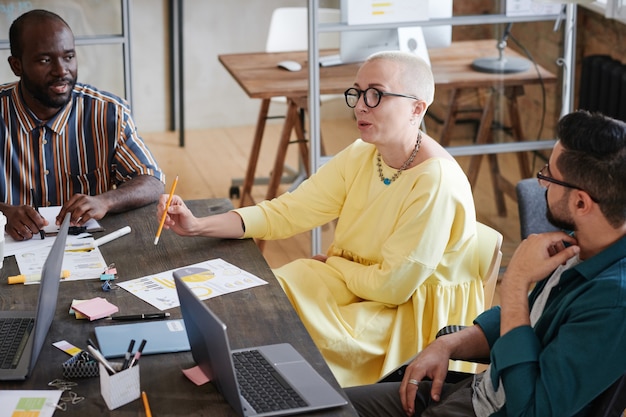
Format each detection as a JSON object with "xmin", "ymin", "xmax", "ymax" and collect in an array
[
  {"xmin": 0, "ymin": 317, "xmax": 34, "ymax": 369},
  {"xmin": 233, "ymin": 349, "xmax": 308, "ymax": 413}
]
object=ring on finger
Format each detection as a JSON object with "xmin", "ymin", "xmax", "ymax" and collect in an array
[{"xmin": 408, "ymin": 378, "xmax": 419, "ymax": 386}]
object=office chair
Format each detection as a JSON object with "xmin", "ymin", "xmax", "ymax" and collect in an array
[
  {"xmin": 515, "ymin": 177, "xmax": 560, "ymax": 239},
  {"xmin": 378, "ymin": 222, "xmax": 503, "ymax": 380},
  {"xmin": 229, "ymin": 7, "xmax": 341, "ymax": 202},
  {"xmin": 265, "ymin": 6, "xmax": 341, "ymax": 167}
]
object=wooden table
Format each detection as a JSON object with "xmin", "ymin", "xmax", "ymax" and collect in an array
[
  {"xmin": 0, "ymin": 200, "xmax": 356, "ymax": 417},
  {"xmin": 219, "ymin": 40, "xmax": 557, "ymax": 215}
]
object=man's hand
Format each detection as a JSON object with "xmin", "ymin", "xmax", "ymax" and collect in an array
[
  {"xmin": 500, "ymin": 231, "xmax": 580, "ymax": 335},
  {"xmin": 399, "ymin": 338, "xmax": 451, "ymax": 415},
  {"xmin": 1, "ymin": 204, "xmax": 48, "ymax": 240},
  {"xmin": 503, "ymin": 231, "xmax": 579, "ymax": 289},
  {"xmin": 56, "ymin": 194, "xmax": 109, "ymax": 226}
]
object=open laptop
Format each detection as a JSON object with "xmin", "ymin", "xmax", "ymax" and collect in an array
[
  {"xmin": 0, "ymin": 213, "xmax": 70, "ymax": 380},
  {"xmin": 174, "ymin": 272, "xmax": 348, "ymax": 417}
]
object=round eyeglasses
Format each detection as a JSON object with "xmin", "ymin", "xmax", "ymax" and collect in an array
[
  {"xmin": 343, "ymin": 87, "xmax": 419, "ymax": 109},
  {"xmin": 536, "ymin": 164, "xmax": 599, "ymax": 202}
]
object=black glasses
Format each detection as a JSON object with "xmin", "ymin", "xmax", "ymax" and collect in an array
[
  {"xmin": 344, "ymin": 87, "xmax": 419, "ymax": 108},
  {"xmin": 536, "ymin": 164, "xmax": 599, "ymax": 202}
]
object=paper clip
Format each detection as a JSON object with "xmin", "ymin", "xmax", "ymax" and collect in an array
[
  {"xmin": 104, "ymin": 263, "xmax": 117, "ymax": 275},
  {"xmin": 48, "ymin": 401, "xmax": 67, "ymax": 411},
  {"xmin": 102, "ymin": 280, "xmax": 117, "ymax": 292},
  {"xmin": 60, "ymin": 390, "xmax": 85, "ymax": 405},
  {"xmin": 100, "ymin": 263, "xmax": 118, "ymax": 282},
  {"xmin": 48, "ymin": 379, "xmax": 78, "ymax": 391}
]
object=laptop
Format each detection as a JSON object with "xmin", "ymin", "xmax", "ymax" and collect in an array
[
  {"xmin": 174, "ymin": 272, "xmax": 348, "ymax": 417},
  {"xmin": 0, "ymin": 213, "xmax": 70, "ymax": 380}
]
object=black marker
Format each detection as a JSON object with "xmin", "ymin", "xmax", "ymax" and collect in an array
[
  {"xmin": 128, "ymin": 339, "xmax": 147, "ymax": 368},
  {"xmin": 122, "ymin": 339, "xmax": 136, "ymax": 369}
]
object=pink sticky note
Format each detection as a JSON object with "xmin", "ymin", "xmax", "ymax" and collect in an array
[
  {"xmin": 71, "ymin": 297, "xmax": 119, "ymax": 321},
  {"xmin": 182, "ymin": 366, "xmax": 210, "ymax": 385}
]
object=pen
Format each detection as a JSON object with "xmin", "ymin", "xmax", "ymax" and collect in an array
[
  {"xmin": 128, "ymin": 339, "xmax": 147, "ymax": 368},
  {"xmin": 122, "ymin": 339, "xmax": 135, "ymax": 370},
  {"xmin": 87, "ymin": 344, "xmax": 117, "ymax": 375},
  {"xmin": 110, "ymin": 312, "xmax": 170, "ymax": 321},
  {"xmin": 30, "ymin": 188, "xmax": 45, "ymax": 240},
  {"xmin": 95, "ymin": 226, "xmax": 132, "ymax": 247},
  {"xmin": 87, "ymin": 338, "xmax": 99, "ymax": 350},
  {"xmin": 141, "ymin": 391, "xmax": 153, "ymax": 417},
  {"xmin": 154, "ymin": 175, "xmax": 178, "ymax": 245}
]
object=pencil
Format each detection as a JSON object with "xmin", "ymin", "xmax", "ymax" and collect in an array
[
  {"xmin": 141, "ymin": 391, "xmax": 153, "ymax": 417},
  {"xmin": 154, "ymin": 175, "xmax": 178, "ymax": 245}
]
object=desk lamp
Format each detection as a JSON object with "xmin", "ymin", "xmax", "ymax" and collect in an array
[{"xmin": 471, "ymin": 23, "xmax": 531, "ymax": 74}]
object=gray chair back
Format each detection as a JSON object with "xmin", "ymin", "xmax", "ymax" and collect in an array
[{"xmin": 515, "ymin": 178, "xmax": 560, "ymax": 239}]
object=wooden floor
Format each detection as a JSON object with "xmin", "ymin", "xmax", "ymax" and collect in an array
[{"xmin": 142, "ymin": 115, "xmax": 548, "ymax": 279}]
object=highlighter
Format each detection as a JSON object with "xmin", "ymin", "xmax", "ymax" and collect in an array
[{"xmin": 8, "ymin": 270, "xmax": 71, "ymax": 284}]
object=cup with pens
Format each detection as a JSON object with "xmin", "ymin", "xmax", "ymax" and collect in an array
[{"xmin": 93, "ymin": 338, "xmax": 147, "ymax": 410}]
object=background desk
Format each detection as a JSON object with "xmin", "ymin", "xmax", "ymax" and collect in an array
[
  {"xmin": 219, "ymin": 40, "xmax": 557, "ymax": 215},
  {"xmin": 0, "ymin": 200, "xmax": 356, "ymax": 417}
]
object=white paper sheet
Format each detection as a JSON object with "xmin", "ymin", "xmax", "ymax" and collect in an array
[
  {"xmin": 12, "ymin": 235, "xmax": 108, "ymax": 281},
  {"xmin": 117, "ymin": 258, "xmax": 267, "ymax": 310},
  {"xmin": 0, "ymin": 390, "xmax": 63, "ymax": 417}
]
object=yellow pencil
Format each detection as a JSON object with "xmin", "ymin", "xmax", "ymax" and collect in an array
[
  {"xmin": 141, "ymin": 391, "xmax": 153, "ymax": 417},
  {"xmin": 154, "ymin": 175, "xmax": 178, "ymax": 245}
]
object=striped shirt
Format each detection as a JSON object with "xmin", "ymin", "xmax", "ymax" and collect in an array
[{"xmin": 0, "ymin": 81, "xmax": 164, "ymax": 206}]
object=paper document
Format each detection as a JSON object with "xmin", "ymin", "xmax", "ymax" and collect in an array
[
  {"xmin": 0, "ymin": 390, "xmax": 62, "ymax": 417},
  {"xmin": 39, "ymin": 206, "xmax": 103, "ymax": 234},
  {"xmin": 117, "ymin": 258, "xmax": 267, "ymax": 310},
  {"xmin": 13, "ymin": 235, "xmax": 108, "ymax": 281}
]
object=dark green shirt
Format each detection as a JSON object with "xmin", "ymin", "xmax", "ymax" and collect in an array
[{"xmin": 475, "ymin": 234, "xmax": 626, "ymax": 416}]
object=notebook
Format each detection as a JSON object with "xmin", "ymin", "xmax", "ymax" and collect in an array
[
  {"xmin": 174, "ymin": 272, "xmax": 348, "ymax": 417},
  {"xmin": 0, "ymin": 213, "xmax": 70, "ymax": 380},
  {"xmin": 94, "ymin": 319, "xmax": 190, "ymax": 358}
]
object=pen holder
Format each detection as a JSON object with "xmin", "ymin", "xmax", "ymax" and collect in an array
[
  {"xmin": 62, "ymin": 351, "xmax": 99, "ymax": 378},
  {"xmin": 99, "ymin": 362, "xmax": 140, "ymax": 410}
]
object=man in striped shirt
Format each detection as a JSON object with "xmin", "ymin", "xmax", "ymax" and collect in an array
[{"xmin": 1, "ymin": 9, "xmax": 164, "ymax": 241}]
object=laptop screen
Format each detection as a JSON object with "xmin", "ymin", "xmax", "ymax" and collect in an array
[{"xmin": 29, "ymin": 213, "xmax": 71, "ymax": 369}]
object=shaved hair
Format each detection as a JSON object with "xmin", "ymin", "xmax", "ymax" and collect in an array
[{"xmin": 9, "ymin": 9, "xmax": 71, "ymax": 58}]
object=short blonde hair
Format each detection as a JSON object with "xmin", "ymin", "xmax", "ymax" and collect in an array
[{"xmin": 366, "ymin": 51, "xmax": 435, "ymax": 107}]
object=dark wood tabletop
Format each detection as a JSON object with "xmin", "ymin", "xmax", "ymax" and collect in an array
[{"xmin": 0, "ymin": 199, "xmax": 357, "ymax": 416}]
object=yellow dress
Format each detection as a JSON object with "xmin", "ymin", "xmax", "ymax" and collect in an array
[{"xmin": 235, "ymin": 139, "xmax": 483, "ymax": 387}]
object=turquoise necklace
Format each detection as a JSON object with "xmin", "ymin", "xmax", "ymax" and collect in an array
[{"xmin": 376, "ymin": 131, "xmax": 422, "ymax": 186}]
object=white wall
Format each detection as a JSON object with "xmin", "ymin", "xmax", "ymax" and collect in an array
[{"xmin": 130, "ymin": 0, "xmax": 341, "ymax": 132}]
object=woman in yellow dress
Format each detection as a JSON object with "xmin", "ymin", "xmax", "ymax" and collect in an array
[{"xmin": 157, "ymin": 51, "xmax": 483, "ymax": 387}]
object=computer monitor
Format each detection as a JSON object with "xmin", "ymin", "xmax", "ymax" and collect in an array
[
  {"xmin": 333, "ymin": 0, "xmax": 451, "ymax": 64},
  {"xmin": 422, "ymin": 0, "xmax": 452, "ymax": 49},
  {"xmin": 335, "ymin": 26, "xmax": 430, "ymax": 66}
]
